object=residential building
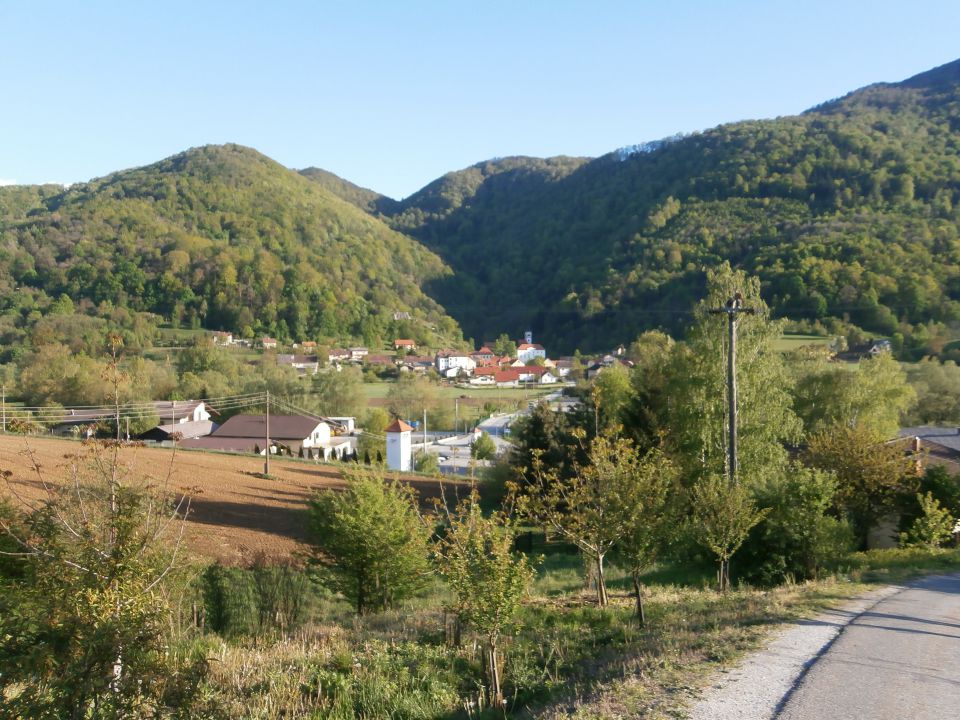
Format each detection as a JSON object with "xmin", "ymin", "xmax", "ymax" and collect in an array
[
  {"xmin": 394, "ymin": 339, "xmax": 417, "ymax": 351},
  {"xmin": 261, "ymin": 337, "xmax": 278, "ymax": 349},
  {"xmin": 192, "ymin": 414, "xmax": 333, "ymax": 454},
  {"xmin": 435, "ymin": 350, "xmax": 477, "ymax": 378},
  {"xmin": 516, "ymin": 342, "xmax": 546, "ymax": 364},
  {"xmin": 277, "ymin": 353, "xmax": 321, "ymax": 375}
]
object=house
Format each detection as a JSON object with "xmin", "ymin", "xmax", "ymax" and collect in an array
[
  {"xmin": 393, "ymin": 311, "xmax": 412, "ymax": 321},
  {"xmin": 364, "ymin": 354, "xmax": 396, "ymax": 368},
  {"xmin": 277, "ymin": 354, "xmax": 321, "ymax": 375},
  {"xmin": 152, "ymin": 400, "xmax": 213, "ymax": 425},
  {"xmin": 261, "ymin": 337, "xmax": 278, "ymax": 350},
  {"xmin": 53, "ymin": 400, "xmax": 214, "ymax": 439},
  {"xmin": 139, "ymin": 419, "xmax": 217, "ymax": 442},
  {"xmin": 328, "ymin": 348, "xmax": 351, "ymax": 364},
  {"xmin": 516, "ymin": 342, "xmax": 546, "ymax": 364},
  {"xmin": 394, "ymin": 339, "xmax": 417, "ymax": 351},
  {"xmin": 349, "ymin": 347, "xmax": 369, "ymax": 361},
  {"xmin": 327, "ymin": 416, "xmax": 357, "ymax": 433},
  {"xmin": 202, "ymin": 415, "xmax": 333, "ymax": 454},
  {"xmin": 899, "ymin": 426, "xmax": 960, "ymax": 471},
  {"xmin": 435, "ymin": 350, "xmax": 477, "ymax": 378},
  {"xmin": 401, "ymin": 356, "xmax": 436, "ymax": 374},
  {"xmin": 869, "ymin": 339, "xmax": 893, "ymax": 356},
  {"xmin": 472, "ymin": 346, "xmax": 495, "ymax": 363},
  {"xmin": 212, "ymin": 331, "xmax": 234, "ymax": 346}
]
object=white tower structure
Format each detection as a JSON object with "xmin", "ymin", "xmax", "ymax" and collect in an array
[{"xmin": 385, "ymin": 418, "xmax": 413, "ymax": 472}]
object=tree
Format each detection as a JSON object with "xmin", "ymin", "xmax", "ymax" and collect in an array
[
  {"xmin": 691, "ymin": 474, "xmax": 769, "ymax": 592},
  {"xmin": 516, "ymin": 433, "xmax": 670, "ymax": 607},
  {"xmin": 793, "ymin": 352, "xmax": 915, "ymax": 437},
  {"xmin": 805, "ymin": 422, "xmax": 916, "ymax": 548},
  {"xmin": 899, "ymin": 492, "xmax": 955, "ymax": 549},
  {"xmin": 387, "ymin": 374, "xmax": 439, "ymax": 423},
  {"xmin": 307, "ymin": 468, "xmax": 431, "ymax": 614},
  {"xmin": 311, "ymin": 365, "xmax": 365, "ymax": 418},
  {"xmin": 590, "ymin": 362, "xmax": 635, "ymax": 434},
  {"xmin": 435, "ymin": 491, "xmax": 534, "ymax": 709},
  {"xmin": 663, "ymin": 265, "xmax": 802, "ymax": 485},
  {"xmin": 471, "ymin": 431, "xmax": 497, "ymax": 460},
  {"xmin": 612, "ymin": 447, "xmax": 678, "ymax": 624},
  {"xmin": 493, "ymin": 333, "xmax": 517, "ymax": 358},
  {"xmin": 0, "ymin": 441, "xmax": 198, "ymax": 718}
]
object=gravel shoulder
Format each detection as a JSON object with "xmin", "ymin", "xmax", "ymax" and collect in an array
[{"xmin": 684, "ymin": 582, "xmax": 906, "ymax": 720}]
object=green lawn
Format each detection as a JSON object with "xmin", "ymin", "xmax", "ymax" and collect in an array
[{"xmin": 772, "ymin": 334, "xmax": 836, "ymax": 353}]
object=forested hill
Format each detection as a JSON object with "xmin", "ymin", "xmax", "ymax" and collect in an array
[
  {"xmin": 380, "ymin": 58, "xmax": 960, "ymax": 355},
  {"xmin": 0, "ymin": 144, "xmax": 463, "ymax": 347}
]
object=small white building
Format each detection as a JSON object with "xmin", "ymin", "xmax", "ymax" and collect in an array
[{"xmin": 386, "ymin": 418, "xmax": 414, "ymax": 472}]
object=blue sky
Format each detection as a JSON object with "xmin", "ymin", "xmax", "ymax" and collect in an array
[{"xmin": 1, "ymin": 1, "xmax": 958, "ymax": 198}]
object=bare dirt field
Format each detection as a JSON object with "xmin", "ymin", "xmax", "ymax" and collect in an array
[{"xmin": 0, "ymin": 435, "xmax": 464, "ymax": 565}]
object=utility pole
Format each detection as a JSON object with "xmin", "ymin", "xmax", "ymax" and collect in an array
[
  {"xmin": 709, "ymin": 293, "xmax": 755, "ymax": 483},
  {"xmin": 2, "ymin": 384, "xmax": 5, "ymax": 434},
  {"xmin": 264, "ymin": 391, "xmax": 271, "ymax": 475}
]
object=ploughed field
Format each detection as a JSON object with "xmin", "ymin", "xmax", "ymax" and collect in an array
[{"xmin": 0, "ymin": 435, "xmax": 458, "ymax": 565}]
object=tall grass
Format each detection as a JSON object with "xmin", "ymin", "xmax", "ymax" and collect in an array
[{"xmin": 166, "ymin": 547, "xmax": 960, "ymax": 719}]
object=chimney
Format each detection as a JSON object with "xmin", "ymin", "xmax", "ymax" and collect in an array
[{"xmin": 912, "ymin": 436, "xmax": 922, "ymax": 453}]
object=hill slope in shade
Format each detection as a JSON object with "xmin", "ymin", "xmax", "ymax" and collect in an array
[
  {"xmin": 383, "ymin": 59, "xmax": 960, "ymax": 354},
  {"xmin": 0, "ymin": 144, "xmax": 462, "ymax": 346}
]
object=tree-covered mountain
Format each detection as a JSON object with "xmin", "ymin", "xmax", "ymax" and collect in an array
[
  {"xmin": 297, "ymin": 166, "xmax": 399, "ymax": 216},
  {"xmin": 0, "ymin": 145, "xmax": 462, "ymax": 347},
  {"xmin": 381, "ymin": 58, "xmax": 960, "ymax": 355}
]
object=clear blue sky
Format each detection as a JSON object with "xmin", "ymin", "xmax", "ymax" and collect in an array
[{"xmin": 1, "ymin": 1, "xmax": 958, "ymax": 199}]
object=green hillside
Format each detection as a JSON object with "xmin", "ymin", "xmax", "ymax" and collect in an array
[
  {"xmin": 0, "ymin": 145, "xmax": 462, "ymax": 347},
  {"xmin": 385, "ymin": 59, "xmax": 960, "ymax": 355}
]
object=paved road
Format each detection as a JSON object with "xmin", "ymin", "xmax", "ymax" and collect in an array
[{"xmin": 777, "ymin": 573, "xmax": 960, "ymax": 719}]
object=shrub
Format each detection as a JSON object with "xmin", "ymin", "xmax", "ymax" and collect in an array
[
  {"xmin": 307, "ymin": 468, "xmax": 432, "ymax": 614},
  {"xmin": 738, "ymin": 465, "xmax": 854, "ymax": 585},
  {"xmin": 900, "ymin": 492, "xmax": 955, "ymax": 549}
]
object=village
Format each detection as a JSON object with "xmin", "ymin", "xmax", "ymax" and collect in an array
[{"xmin": 8, "ymin": 329, "xmax": 634, "ymax": 478}]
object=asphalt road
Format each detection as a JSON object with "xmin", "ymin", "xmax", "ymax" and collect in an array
[{"xmin": 777, "ymin": 573, "xmax": 960, "ymax": 720}]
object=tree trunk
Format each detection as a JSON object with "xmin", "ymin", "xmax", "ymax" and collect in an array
[
  {"xmin": 486, "ymin": 640, "xmax": 504, "ymax": 708},
  {"xmin": 632, "ymin": 571, "xmax": 646, "ymax": 626},
  {"xmin": 595, "ymin": 554, "xmax": 608, "ymax": 608}
]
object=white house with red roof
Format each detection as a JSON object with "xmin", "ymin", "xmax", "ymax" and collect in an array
[{"xmin": 516, "ymin": 342, "xmax": 546, "ymax": 364}]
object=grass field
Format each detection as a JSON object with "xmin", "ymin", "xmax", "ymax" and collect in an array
[{"xmin": 772, "ymin": 333, "xmax": 836, "ymax": 353}]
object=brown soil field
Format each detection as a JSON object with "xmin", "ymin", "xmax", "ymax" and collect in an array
[{"xmin": 0, "ymin": 435, "xmax": 467, "ymax": 565}]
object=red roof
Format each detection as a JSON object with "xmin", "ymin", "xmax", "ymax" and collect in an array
[
  {"xmin": 394, "ymin": 339, "xmax": 416, "ymax": 346},
  {"xmin": 517, "ymin": 343, "xmax": 545, "ymax": 351},
  {"xmin": 385, "ymin": 419, "xmax": 414, "ymax": 433}
]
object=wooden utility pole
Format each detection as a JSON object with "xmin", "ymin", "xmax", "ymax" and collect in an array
[
  {"xmin": 709, "ymin": 293, "xmax": 755, "ymax": 483},
  {"xmin": 264, "ymin": 391, "xmax": 271, "ymax": 475},
  {"xmin": 2, "ymin": 384, "xmax": 5, "ymax": 433}
]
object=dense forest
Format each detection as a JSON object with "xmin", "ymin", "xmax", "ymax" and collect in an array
[
  {"xmin": 350, "ymin": 58, "xmax": 960, "ymax": 354},
  {"xmin": 3, "ymin": 59, "xmax": 960, "ymax": 356},
  {"xmin": 0, "ymin": 145, "xmax": 463, "ymax": 350}
]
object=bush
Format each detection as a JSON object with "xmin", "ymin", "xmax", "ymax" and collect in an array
[
  {"xmin": 414, "ymin": 451, "xmax": 439, "ymax": 475},
  {"xmin": 900, "ymin": 492, "xmax": 955, "ymax": 549},
  {"xmin": 471, "ymin": 431, "xmax": 497, "ymax": 460},
  {"xmin": 307, "ymin": 468, "xmax": 432, "ymax": 614},
  {"xmin": 738, "ymin": 465, "xmax": 854, "ymax": 585}
]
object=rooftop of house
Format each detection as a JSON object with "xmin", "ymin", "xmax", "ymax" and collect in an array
[
  {"xmin": 900, "ymin": 426, "xmax": 960, "ymax": 455},
  {"xmin": 517, "ymin": 343, "xmax": 545, "ymax": 351},
  {"xmin": 212, "ymin": 414, "xmax": 328, "ymax": 440}
]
